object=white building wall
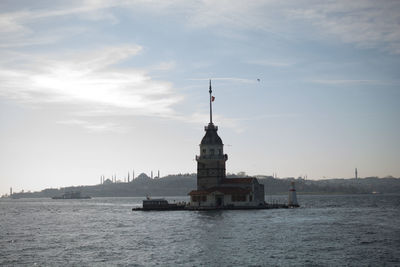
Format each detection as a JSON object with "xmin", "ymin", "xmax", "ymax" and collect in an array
[{"xmin": 189, "ymin": 194, "xmax": 215, "ymax": 207}]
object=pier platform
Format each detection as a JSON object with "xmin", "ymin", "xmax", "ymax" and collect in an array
[{"xmin": 132, "ymin": 203, "xmax": 294, "ymax": 211}]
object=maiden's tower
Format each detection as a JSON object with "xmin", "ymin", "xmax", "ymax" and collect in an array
[{"xmin": 188, "ymin": 81, "xmax": 265, "ymax": 208}]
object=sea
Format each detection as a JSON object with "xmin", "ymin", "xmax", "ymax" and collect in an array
[{"xmin": 1, "ymin": 194, "xmax": 399, "ymax": 266}]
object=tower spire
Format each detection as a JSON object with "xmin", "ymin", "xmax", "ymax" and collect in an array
[{"xmin": 209, "ymin": 79, "xmax": 213, "ymax": 124}]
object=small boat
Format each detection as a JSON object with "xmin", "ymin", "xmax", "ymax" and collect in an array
[
  {"xmin": 52, "ymin": 191, "xmax": 91, "ymax": 199},
  {"xmin": 132, "ymin": 198, "xmax": 186, "ymax": 211}
]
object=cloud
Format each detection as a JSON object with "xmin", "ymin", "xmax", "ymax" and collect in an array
[
  {"xmin": 188, "ymin": 77, "xmax": 258, "ymax": 84},
  {"xmin": 1, "ymin": 0, "xmax": 397, "ymax": 133},
  {"xmin": 0, "ymin": 45, "xmax": 182, "ymax": 119},
  {"xmin": 133, "ymin": 0, "xmax": 400, "ymax": 54},
  {"xmin": 0, "ymin": 46, "xmax": 242, "ymax": 132},
  {"xmin": 310, "ymin": 79, "xmax": 385, "ymax": 85},
  {"xmin": 246, "ymin": 59, "xmax": 294, "ymax": 67},
  {"xmin": 151, "ymin": 61, "xmax": 176, "ymax": 71},
  {"xmin": 0, "ymin": 1, "xmax": 119, "ymax": 31},
  {"xmin": 57, "ymin": 119, "xmax": 128, "ymax": 133},
  {"xmin": 289, "ymin": 0, "xmax": 400, "ymax": 54},
  {"xmin": 0, "ymin": 1, "xmax": 119, "ymax": 48},
  {"xmin": 2, "ymin": 1, "xmax": 399, "ymax": 54}
]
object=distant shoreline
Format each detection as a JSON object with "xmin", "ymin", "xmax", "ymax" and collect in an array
[
  {"xmin": 2, "ymin": 192, "xmax": 398, "ymax": 201},
  {"xmin": 5, "ymin": 174, "xmax": 399, "ymax": 199}
]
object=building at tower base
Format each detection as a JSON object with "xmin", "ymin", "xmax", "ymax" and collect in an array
[{"xmin": 188, "ymin": 177, "xmax": 265, "ymax": 208}]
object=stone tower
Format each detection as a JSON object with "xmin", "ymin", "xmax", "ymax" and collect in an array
[{"xmin": 196, "ymin": 81, "xmax": 228, "ymax": 190}]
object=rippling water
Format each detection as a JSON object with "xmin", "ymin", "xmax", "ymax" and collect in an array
[{"xmin": 1, "ymin": 194, "xmax": 399, "ymax": 266}]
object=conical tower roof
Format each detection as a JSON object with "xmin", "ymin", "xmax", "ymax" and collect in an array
[{"xmin": 201, "ymin": 123, "xmax": 223, "ymax": 145}]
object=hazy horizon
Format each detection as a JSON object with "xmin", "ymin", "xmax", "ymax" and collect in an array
[
  {"xmin": 1, "ymin": 1, "xmax": 400, "ymax": 195},
  {"xmin": 4, "ymin": 171, "xmax": 399, "ymax": 196}
]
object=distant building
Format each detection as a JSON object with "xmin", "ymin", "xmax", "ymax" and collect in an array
[
  {"xmin": 103, "ymin": 178, "xmax": 113, "ymax": 185},
  {"xmin": 136, "ymin": 173, "xmax": 151, "ymax": 180},
  {"xmin": 188, "ymin": 81, "xmax": 265, "ymax": 207}
]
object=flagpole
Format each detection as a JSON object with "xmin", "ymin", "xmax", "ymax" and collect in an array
[{"xmin": 209, "ymin": 79, "xmax": 212, "ymax": 124}]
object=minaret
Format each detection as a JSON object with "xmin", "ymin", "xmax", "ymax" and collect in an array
[
  {"xmin": 355, "ymin": 168, "xmax": 358, "ymax": 179},
  {"xmin": 196, "ymin": 80, "xmax": 228, "ymax": 190}
]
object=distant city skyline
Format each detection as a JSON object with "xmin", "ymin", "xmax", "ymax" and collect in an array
[{"xmin": 1, "ymin": 1, "xmax": 400, "ymax": 195}]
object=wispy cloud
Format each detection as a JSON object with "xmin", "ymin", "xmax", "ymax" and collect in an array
[
  {"xmin": 289, "ymin": 0, "xmax": 400, "ymax": 54},
  {"xmin": 151, "ymin": 61, "xmax": 176, "ymax": 71},
  {"xmin": 188, "ymin": 77, "xmax": 258, "ymax": 84},
  {"xmin": 310, "ymin": 79, "xmax": 385, "ymax": 85},
  {"xmin": 57, "ymin": 119, "xmax": 128, "ymax": 133},
  {"xmin": 0, "ymin": 45, "xmax": 182, "ymax": 119},
  {"xmin": 0, "ymin": 45, "xmax": 246, "ymax": 132},
  {"xmin": 0, "ymin": 44, "xmax": 247, "ymax": 133},
  {"xmin": 0, "ymin": 1, "xmax": 120, "ymax": 48},
  {"xmin": 246, "ymin": 59, "xmax": 294, "ymax": 67},
  {"xmin": 240, "ymin": 113, "xmax": 301, "ymax": 121},
  {"xmin": 1, "ymin": 1, "xmax": 399, "ymax": 54},
  {"xmin": 0, "ymin": 1, "xmax": 119, "ymax": 33},
  {"xmin": 136, "ymin": 0, "xmax": 400, "ymax": 54},
  {"xmin": 1, "ymin": 0, "xmax": 398, "ymax": 133}
]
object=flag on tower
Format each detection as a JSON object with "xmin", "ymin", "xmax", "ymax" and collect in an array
[{"xmin": 211, "ymin": 96, "xmax": 215, "ymax": 102}]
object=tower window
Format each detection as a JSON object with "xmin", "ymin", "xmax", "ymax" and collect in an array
[
  {"xmin": 202, "ymin": 149, "xmax": 206, "ymax": 154},
  {"xmin": 219, "ymin": 149, "xmax": 222, "ymax": 155},
  {"xmin": 210, "ymin": 149, "xmax": 215, "ymax": 155}
]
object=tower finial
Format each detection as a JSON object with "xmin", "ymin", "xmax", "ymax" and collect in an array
[{"xmin": 209, "ymin": 79, "xmax": 213, "ymax": 124}]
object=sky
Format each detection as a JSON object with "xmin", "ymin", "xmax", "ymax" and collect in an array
[{"xmin": 1, "ymin": 0, "xmax": 399, "ymax": 195}]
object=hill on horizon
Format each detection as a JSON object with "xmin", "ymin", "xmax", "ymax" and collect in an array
[{"xmin": 7, "ymin": 173, "xmax": 400, "ymax": 199}]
